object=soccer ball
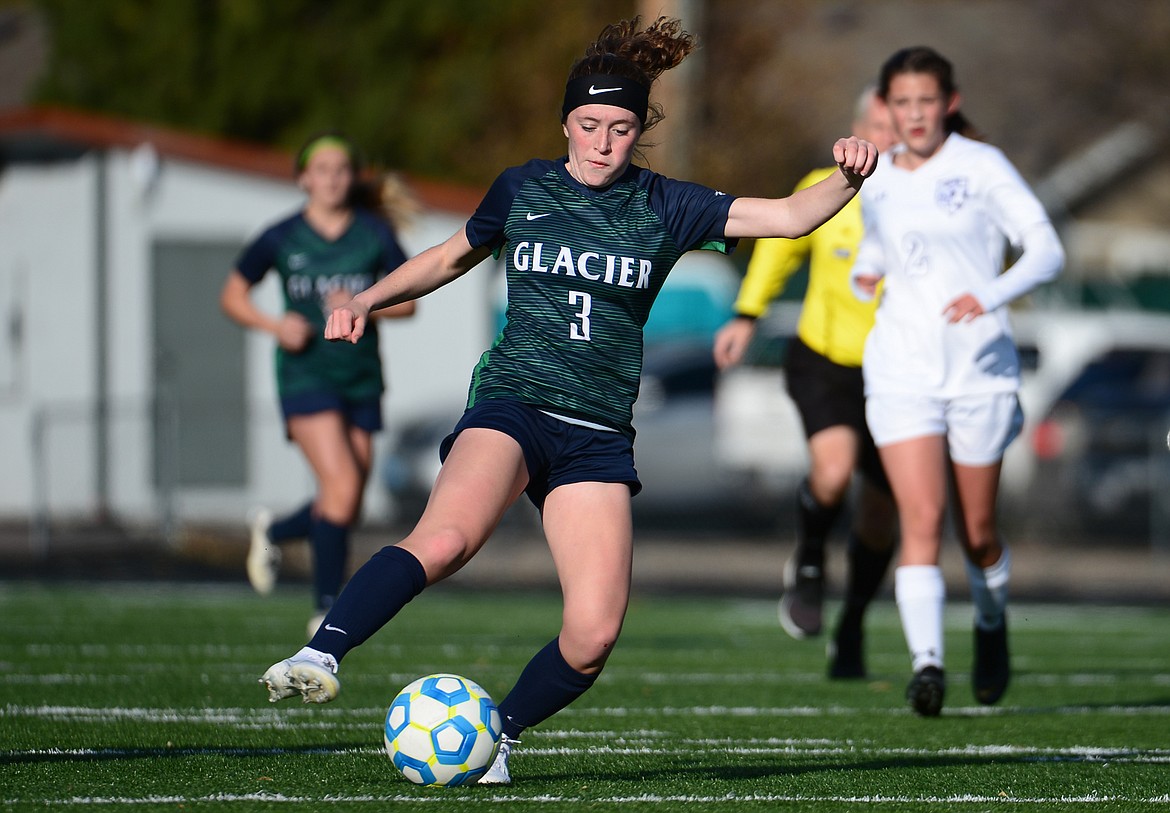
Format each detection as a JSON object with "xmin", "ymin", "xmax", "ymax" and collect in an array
[{"xmin": 383, "ymin": 673, "xmax": 502, "ymax": 786}]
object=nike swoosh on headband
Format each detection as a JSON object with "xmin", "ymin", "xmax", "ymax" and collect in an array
[{"xmin": 588, "ymin": 85, "xmax": 622, "ymax": 95}]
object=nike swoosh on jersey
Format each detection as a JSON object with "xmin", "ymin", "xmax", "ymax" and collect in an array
[
  {"xmin": 324, "ymin": 624, "xmax": 348, "ymax": 635},
  {"xmin": 588, "ymin": 85, "xmax": 622, "ymax": 95},
  {"xmin": 526, "ymin": 212, "xmax": 551, "ymax": 220}
]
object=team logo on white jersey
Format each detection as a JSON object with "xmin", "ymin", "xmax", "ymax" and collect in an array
[{"xmin": 936, "ymin": 177, "xmax": 969, "ymax": 214}]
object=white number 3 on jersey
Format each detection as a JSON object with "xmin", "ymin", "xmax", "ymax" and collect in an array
[{"xmin": 569, "ymin": 290, "xmax": 592, "ymax": 341}]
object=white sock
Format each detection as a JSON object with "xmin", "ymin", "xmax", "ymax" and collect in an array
[
  {"xmin": 966, "ymin": 546, "xmax": 1011, "ymax": 631},
  {"xmin": 294, "ymin": 646, "xmax": 338, "ymax": 673},
  {"xmin": 895, "ymin": 565, "xmax": 946, "ymax": 673}
]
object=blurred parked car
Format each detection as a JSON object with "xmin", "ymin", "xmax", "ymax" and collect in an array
[
  {"xmin": 711, "ymin": 301, "xmax": 807, "ymax": 502},
  {"xmin": 630, "ymin": 340, "xmax": 788, "ymax": 528},
  {"xmin": 1009, "ymin": 310, "xmax": 1170, "ymax": 539}
]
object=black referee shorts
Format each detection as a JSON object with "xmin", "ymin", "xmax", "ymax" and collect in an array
[{"xmin": 784, "ymin": 337, "xmax": 888, "ymax": 493}]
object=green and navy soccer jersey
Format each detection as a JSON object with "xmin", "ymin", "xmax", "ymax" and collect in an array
[
  {"xmin": 464, "ymin": 158, "xmax": 736, "ymax": 438},
  {"xmin": 236, "ymin": 209, "xmax": 408, "ymax": 400}
]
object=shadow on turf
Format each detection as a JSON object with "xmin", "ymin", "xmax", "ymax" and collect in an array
[
  {"xmin": 0, "ymin": 743, "xmax": 371, "ymax": 765},
  {"xmin": 517, "ymin": 747, "xmax": 1134, "ymax": 786}
]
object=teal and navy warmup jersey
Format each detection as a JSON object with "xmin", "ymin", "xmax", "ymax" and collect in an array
[
  {"xmin": 464, "ymin": 158, "xmax": 737, "ymax": 438},
  {"xmin": 236, "ymin": 209, "xmax": 408, "ymax": 400}
]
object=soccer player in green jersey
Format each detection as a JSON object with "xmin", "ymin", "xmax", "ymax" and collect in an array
[
  {"xmin": 260, "ymin": 17, "xmax": 877, "ymax": 784},
  {"xmin": 221, "ymin": 134, "xmax": 415, "ymax": 636}
]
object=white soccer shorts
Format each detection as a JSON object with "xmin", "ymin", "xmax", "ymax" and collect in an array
[{"xmin": 866, "ymin": 391, "xmax": 1023, "ymax": 466}]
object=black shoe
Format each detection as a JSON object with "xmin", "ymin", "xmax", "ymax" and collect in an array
[
  {"xmin": 779, "ymin": 556, "xmax": 823, "ymax": 639},
  {"xmin": 827, "ymin": 620, "xmax": 866, "ymax": 679},
  {"xmin": 906, "ymin": 666, "xmax": 945, "ymax": 717},
  {"xmin": 973, "ymin": 618, "xmax": 1010, "ymax": 705}
]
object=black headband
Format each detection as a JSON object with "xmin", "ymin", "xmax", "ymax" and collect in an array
[{"xmin": 561, "ymin": 74, "xmax": 649, "ymax": 125}]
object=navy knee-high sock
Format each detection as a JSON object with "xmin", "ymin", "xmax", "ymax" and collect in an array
[
  {"xmin": 269, "ymin": 501, "xmax": 314, "ymax": 544},
  {"xmin": 307, "ymin": 545, "xmax": 427, "ymax": 662},
  {"xmin": 498, "ymin": 638, "xmax": 599, "ymax": 740},
  {"xmin": 309, "ymin": 516, "xmax": 350, "ymax": 611}
]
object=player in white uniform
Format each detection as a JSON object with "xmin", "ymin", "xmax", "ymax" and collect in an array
[{"xmin": 851, "ymin": 47, "xmax": 1064, "ymax": 716}]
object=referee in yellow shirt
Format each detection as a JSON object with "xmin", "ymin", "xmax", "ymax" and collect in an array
[{"xmin": 714, "ymin": 87, "xmax": 898, "ymax": 678}]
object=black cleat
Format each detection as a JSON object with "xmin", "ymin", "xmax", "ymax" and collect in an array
[
  {"xmin": 779, "ymin": 556, "xmax": 824, "ymax": 639},
  {"xmin": 973, "ymin": 618, "xmax": 1010, "ymax": 705},
  {"xmin": 906, "ymin": 666, "xmax": 946, "ymax": 717}
]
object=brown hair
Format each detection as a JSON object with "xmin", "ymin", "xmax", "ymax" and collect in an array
[
  {"xmin": 296, "ymin": 131, "xmax": 419, "ymax": 228},
  {"xmin": 567, "ymin": 16, "xmax": 697, "ymax": 132},
  {"xmin": 878, "ymin": 46, "xmax": 984, "ymax": 141}
]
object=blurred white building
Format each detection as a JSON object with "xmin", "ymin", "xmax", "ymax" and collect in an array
[{"xmin": 0, "ymin": 106, "xmax": 494, "ymax": 536}]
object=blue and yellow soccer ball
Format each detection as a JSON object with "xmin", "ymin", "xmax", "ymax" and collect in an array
[{"xmin": 383, "ymin": 673, "xmax": 502, "ymax": 786}]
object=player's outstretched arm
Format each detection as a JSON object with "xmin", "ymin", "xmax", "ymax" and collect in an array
[
  {"xmin": 325, "ymin": 228, "xmax": 491, "ymax": 344},
  {"xmin": 725, "ymin": 136, "xmax": 877, "ymax": 240}
]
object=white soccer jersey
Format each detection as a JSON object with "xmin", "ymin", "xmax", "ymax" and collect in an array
[{"xmin": 852, "ymin": 133, "xmax": 1063, "ymax": 398}]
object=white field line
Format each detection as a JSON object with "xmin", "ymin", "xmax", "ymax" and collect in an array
[
  {"xmin": 6, "ymin": 702, "xmax": 1170, "ymax": 725},
  {"xmin": 5, "ymin": 791, "xmax": 1170, "ymax": 806},
  {"xmin": 7, "ymin": 668, "xmax": 1169, "ymax": 689},
  {"xmin": 560, "ymin": 703, "xmax": 1170, "ymax": 718}
]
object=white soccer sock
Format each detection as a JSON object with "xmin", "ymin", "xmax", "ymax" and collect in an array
[
  {"xmin": 966, "ymin": 546, "xmax": 1011, "ymax": 631},
  {"xmin": 293, "ymin": 646, "xmax": 338, "ymax": 673},
  {"xmin": 895, "ymin": 565, "xmax": 946, "ymax": 673}
]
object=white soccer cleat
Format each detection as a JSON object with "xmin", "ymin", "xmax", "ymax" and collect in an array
[
  {"xmin": 246, "ymin": 507, "xmax": 280, "ymax": 596},
  {"xmin": 260, "ymin": 648, "xmax": 340, "ymax": 704},
  {"xmin": 478, "ymin": 735, "xmax": 517, "ymax": 785}
]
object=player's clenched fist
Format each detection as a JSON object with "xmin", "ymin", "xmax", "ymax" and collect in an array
[
  {"xmin": 833, "ymin": 136, "xmax": 878, "ymax": 188},
  {"xmin": 324, "ymin": 298, "xmax": 370, "ymax": 344}
]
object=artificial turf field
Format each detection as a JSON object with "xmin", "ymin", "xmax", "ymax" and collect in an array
[{"xmin": 1, "ymin": 581, "xmax": 1167, "ymax": 811}]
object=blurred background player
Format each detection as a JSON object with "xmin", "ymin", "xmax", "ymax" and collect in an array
[
  {"xmin": 258, "ymin": 15, "xmax": 876, "ymax": 785},
  {"xmin": 713, "ymin": 86, "xmax": 898, "ymax": 678},
  {"xmin": 220, "ymin": 133, "xmax": 416, "ymax": 636},
  {"xmin": 852, "ymin": 47, "xmax": 1063, "ymax": 715}
]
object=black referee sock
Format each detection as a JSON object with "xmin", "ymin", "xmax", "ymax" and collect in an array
[
  {"xmin": 498, "ymin": 638, "xmax": 599, "ymax": 740},
  {"xmin": 269, "ymin": 501, "xmax": 314, "ymax": 543},
  {"xmin": 307, "ymin": 545, "xmax": 427, "ymax": 662},
  {"xmin": 840, "ymin": 533, "xmax": 895, "ymax": 624},
  {"xmin": 796, "ymin": 479, "xmax": 841, "ymax": 568}
]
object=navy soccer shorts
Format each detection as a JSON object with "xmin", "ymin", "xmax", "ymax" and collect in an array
[{"xmin": 440, "ymin": 399, "xmax": 641, "ymax": 511}]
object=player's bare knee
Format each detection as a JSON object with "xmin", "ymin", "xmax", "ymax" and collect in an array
[
  {"xmin": 405, "ymin": 528, "xmax": 478, "ymax": 579},
  {"xmin": 901, "ymin": 505, "xmax": 945, "ymax": 541},
  {"xmin": 561, "ymin": 624, "xmax": 622, "ymax": 672},
  {"xmin": 317, "ymin": 476, "xmax": 364, "ymax": 524},
  {"xmin": 963, "ymin": 524, "xmax": 1001, "ymax": 566},
  {"xmin": 809, "ymin": 465, "xmax": 852, "ymax": 504}
]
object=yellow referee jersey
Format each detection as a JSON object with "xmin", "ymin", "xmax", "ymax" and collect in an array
[{"xmin": 733, "ymin": 167, "xmax": 878, "ymax": 368}]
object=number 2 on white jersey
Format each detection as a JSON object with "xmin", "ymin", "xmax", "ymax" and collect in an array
[
  {"xmin": 569, "ymin": 290, "xmax": 592, "ymax": 341},
  {"xmin": 902, "ymin": 231, "xmax": 930, "ymax": 276}
]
